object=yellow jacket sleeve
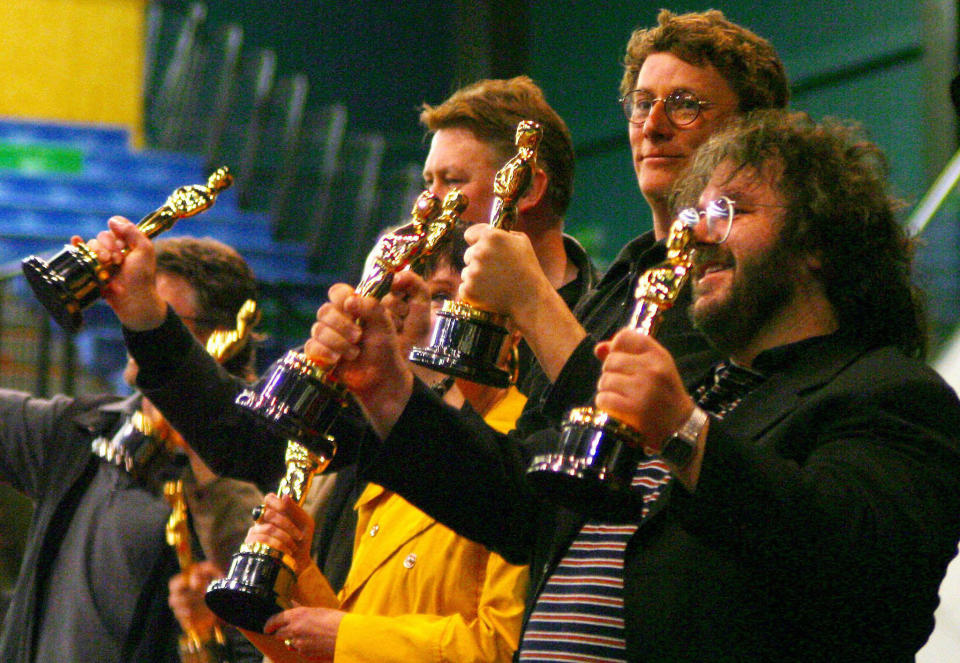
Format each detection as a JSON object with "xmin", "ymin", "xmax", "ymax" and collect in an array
[
  {"xmin": 293, "ymin": 562, "xmax": 340, "ymax": 608},
  {"xmin": 333, "ymin": 551, "xmax": 528, "ymax": 663}
]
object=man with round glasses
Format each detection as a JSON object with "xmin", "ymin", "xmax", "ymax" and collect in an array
[
  {"xmin": 302, "ymin": 102, "xmax": 960, "ymax": 660},
  {"xmin": 452, "ymin": 9, "xmax": 786, "ymax": 411}
]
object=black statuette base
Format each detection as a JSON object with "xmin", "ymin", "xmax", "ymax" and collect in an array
[
  {"xmin": 526, "ymin": 415, "xmax": 639, "ymax": 518},
  {"xmin": 205, "ymin": 550, "xmax": 296, "ymax": 633},
  {"xmin": 409, "ymin": 309, "xmax": 510, "ymax": 388},
  {"xmin": 235, "ymin": 351, "xmax": 344, "ymax": 454},
  {"xmin": 22, "ymin": 249, "xmax": 102, "ymax": 333}
]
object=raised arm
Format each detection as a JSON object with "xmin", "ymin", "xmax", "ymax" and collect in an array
[{"xmin": 460, "ymin": 223, "xmax": 586, "ymax": 382}]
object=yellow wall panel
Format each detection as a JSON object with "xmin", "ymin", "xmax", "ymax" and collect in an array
[{"xmin": 0, "ymin": 0, "xmax": 145, "ymax": 143}]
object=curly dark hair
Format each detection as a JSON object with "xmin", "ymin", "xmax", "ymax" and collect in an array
[
  {"xmin": 420, "ymin": 76, "xmax": 574, "ymax": 220},
  {"xmin": 621, "ymin": 9, "xmax": 789, "ymax": 112},
  {"xmin": 674, "ymin": 110, "xmax": 926, "ymax": 358},
  {"xmin": 154, "ymin": 236, "xmax": 260, "ymax": 377}
]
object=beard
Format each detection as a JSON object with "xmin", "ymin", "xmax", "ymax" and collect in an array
[{"xmin": 689, "ymin": 239, "xmax": 799, "ymax": 355}]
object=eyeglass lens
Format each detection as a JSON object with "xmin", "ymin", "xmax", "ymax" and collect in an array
[
  {"xmin": 623, "ymin": 91, "xmax": 702, "ymax": 126},
  {"xmin": 678, "ymin": 197, "xmax": 734, "ymax": 244},
  {"xmin": 705, "ymin": 197, "xmax": 733, "ymax": 242}
]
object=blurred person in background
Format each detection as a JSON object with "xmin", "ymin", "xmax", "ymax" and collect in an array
[{"xmin": 0, "ymin": 237, "xmax": 263, "ymax": 662}]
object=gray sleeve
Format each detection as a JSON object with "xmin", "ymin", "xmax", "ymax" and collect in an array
[{"xmin": 0, "ymin": 389, "xmax": 76, "ymax": 499}]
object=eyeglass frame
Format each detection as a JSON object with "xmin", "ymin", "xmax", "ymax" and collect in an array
[
  {"xmin": 678, "ymin": 196, "xmax": 790, "ymax": 244},
  {"xmin": 619, "ymin": 89, "xmax": 719, "ymax": 127},
  {"xmin": 677, "ymin": 196, "xmax": 738, "ymax": 244}
]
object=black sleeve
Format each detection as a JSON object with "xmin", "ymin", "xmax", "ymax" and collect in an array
[
  {"xmin": 357, "ymin": 379, "xmax": 542, "ymax": 565},
  {"xmin": 670, "ymin": 362, "xmax": 960, "ymax": 648},
  {"xmin": 125, "ymin": 309, "xmax": 288, "ymax": 487}
]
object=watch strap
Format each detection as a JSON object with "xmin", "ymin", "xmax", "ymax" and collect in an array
[{"xmin": 661, "ymin": 405, "xmax": 708, "ymax": 468}]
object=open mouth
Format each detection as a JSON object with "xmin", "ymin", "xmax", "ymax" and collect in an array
[{"xmin": 694, "ymin": 259, "xmax": 731, "ymax": 282}]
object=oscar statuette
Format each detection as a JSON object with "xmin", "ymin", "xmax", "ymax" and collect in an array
[
  {"xmin": 22, "ymin": 166, "xmax": 233, "ymax": 332},
  {"xmin": 165, "ymin": 297, "xmax": 261, "ymax": 654},
  {"xmin": 164, "ymin": 479, "xmax": 231, "ymax": 663},
  {"xmin": 409, "ymin": 120, "xmax": 542, "ymax": 387},
  {"xmin": 162, "ymin": 296, "xmax": 266, "ymax": 641},
  {"xmin": 204, "ymin": 443, "xmax": 326, "ymax": 633},
  {"xmin": 206, "ymin": 190, "xmax": 467, "ymax": 633},
  {"xmin": 525, "ymin": 216, "xmax": 698, "ymax": 515}
]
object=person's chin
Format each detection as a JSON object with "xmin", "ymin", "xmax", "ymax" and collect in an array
[
  {"xmin": 691, "ymin": 281, "xmax": 729, "ymax": 321},
  {"xmin": 639, "ymin": 166, "xmax": 681, "ymax": 200}
]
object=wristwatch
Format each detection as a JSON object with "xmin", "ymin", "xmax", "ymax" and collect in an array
[{"xmin": 661, "ymin": 405, "xmax": 708, "ymax": 468}]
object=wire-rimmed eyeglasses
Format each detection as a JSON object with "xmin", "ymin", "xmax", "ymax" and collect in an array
[
  {"xmin": 620, "ymin": 90, "xmax": 717, "ymax": 127},
  {"xmin": 678, "ymin": 196, "xmax": 736, "ymax": 244}
]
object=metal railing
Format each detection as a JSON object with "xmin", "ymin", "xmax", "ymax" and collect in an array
[{"xmin": 0, "ymin": 262, "xmax": 77, "ymax": 397}]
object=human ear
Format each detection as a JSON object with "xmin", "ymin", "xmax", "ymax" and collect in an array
[{"xmin": 517, "ymin": 167, "xmax": 549, "ymax": 213}]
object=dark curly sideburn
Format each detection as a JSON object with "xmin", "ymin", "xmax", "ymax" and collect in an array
[{"xmin": 675, "ymin": 110, "xmax": 927, "ymax": 359}]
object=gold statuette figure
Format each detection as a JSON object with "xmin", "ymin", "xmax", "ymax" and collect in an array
[
  {"xmin": 22, "ymin": 167, "xmax": 234, "ymax": 332},
  {"xmin": 489, "ymin": 119, "xmax": 541, "ymax": 231},
  {"xmin": 526, "ymin": 216, "xmax": 698, "ymax": 515},
  {"xmin": 355, "ymin": 190, "xmax": 445, "ymax": 299},
  {"xmin": 410, "ymin": 120, "xmax": 542, "ymax": 387},
  {"xmin": 204, "ymin": 299, "xmax": 260, "ymax": 364}
]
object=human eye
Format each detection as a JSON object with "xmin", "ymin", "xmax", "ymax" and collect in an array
[
  {"xmin": 706, "ymin": 196, "xmax": 734, "ymax": 220},
  {"xmin": 633, "ymin": 95, "xmax": 655, "ymax": 113},
  {"xmin": 431, "ymin": 290, "xmax": 453, "ymax": 308},
  {"xmin": 664, "ymin": 90, "xmax": 704, "ymax": 125},
  {"xmin": 669, "ymin": 92, "xmax": 701, "ymax": 113},
  {"xmin": 724, "ymin": 196, "xmax": 760, "ymax": 217}
]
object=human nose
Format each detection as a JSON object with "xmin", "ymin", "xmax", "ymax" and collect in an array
[
  {"xmin": 642, "ymin": 98, "xmax": 673, "ymax": 137},
  {"xmin": 691, "ymin": 213, "xmax": 713, "ymax": 244},
  {"xmin": 680, "ymin": 208, "xmax": 712, "ymax": 243},
  {"xmin": 427, "ymin": 181, "xmax": 448, "ymax": 199}
]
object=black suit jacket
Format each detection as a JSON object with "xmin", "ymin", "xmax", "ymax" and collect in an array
[{"xmin": 362, "ymin": 334, "xmax": 960, "ymax": 662}]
